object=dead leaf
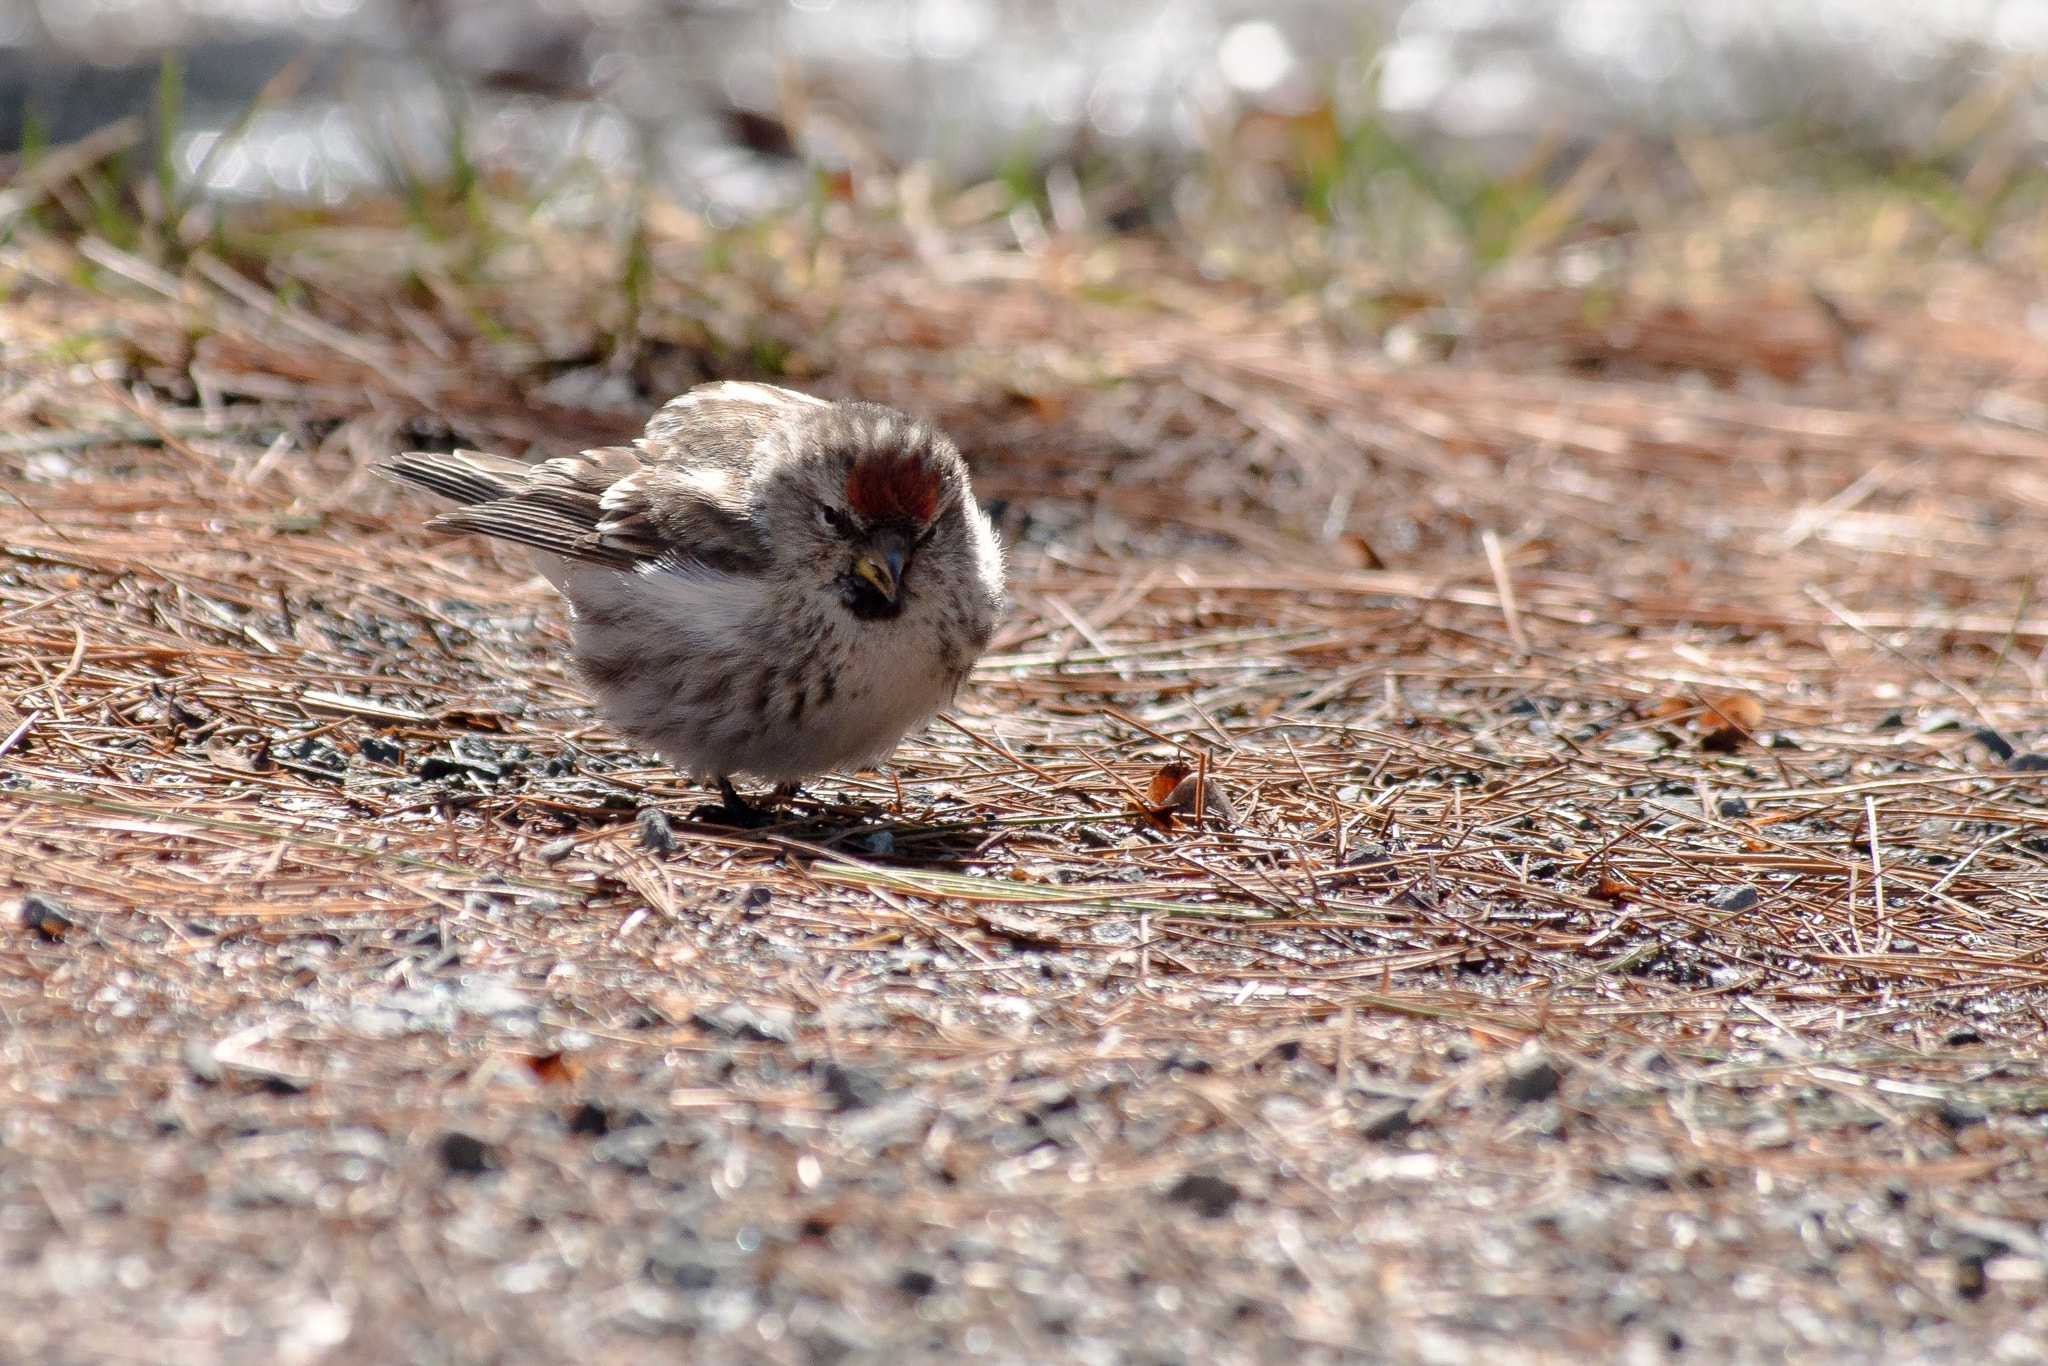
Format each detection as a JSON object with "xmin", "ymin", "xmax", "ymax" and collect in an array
[
  {"xmin": 206, "ymin": 734, "xmax": 273, "ymax": 773},
  {"xmin": 1700, "ymin": 690, "xmax": 1764, "ymax": 752},
  {"xmin": 1147, "ymin": 762, "xmax": 1192, "ymax": 807},
  {"xmin": 1134, "ymin": 761, "xmax": 1237, "ymax": 831},
  {"xmin": 1702, "ymin": 691, "xmax": 1764, "ymax": 730},
  {"xmin": 435, "ymin": 706, "xmax": 511, "ymax": 732},
  {"xmin": 11, "ymin": 893, "xmax": 71, "ymax": 941},
  {"xmin": 1162, "ymin": 770, "xmax": 1237, "ymax": 827},
  {"xmin": 1593, "ymin": 871, "xmax": 1636, "ymax": 902},
  {"xmin": 1007, "ymin": 388, "xmax": 1067, "ymax": 420},
  {"xmin": 977, "ymin": 909, "xmax": 1065, "ymax": 949},
  {"xmin": 1336, "ymin": 533, "xmax": 1385, "ymax": 570},
  {"xmin": 1648, "ymin": 691, "xmax": 1763, "ymax": 750}
]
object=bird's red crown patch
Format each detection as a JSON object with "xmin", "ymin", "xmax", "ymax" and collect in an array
[{"xmin": 846, "ymin": 452, "xmax": 941, "ymax": 524}]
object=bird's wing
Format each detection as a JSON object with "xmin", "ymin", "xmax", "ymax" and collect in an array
[
  {"xmin": 383, "ymin": 443, "xmax": 766, "ymax": 574},
  {"xmin": 383, "ymin": 382, "xmax": 828, "ymax": 572},
  {"xmin": 637, "ymin": 380, "xmax": 830, "ymax": 479}
]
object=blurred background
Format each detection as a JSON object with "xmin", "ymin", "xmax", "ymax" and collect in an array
[{"xmin": 8, "ymin": 0, "xmax": 2048, "ymax": 245}]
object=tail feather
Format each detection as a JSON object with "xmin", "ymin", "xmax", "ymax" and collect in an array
[{"xmin": 380, "ymin": 449, "xmax": 534, "ymax": 507}]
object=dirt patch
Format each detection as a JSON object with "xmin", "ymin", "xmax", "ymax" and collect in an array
[{"xmin": 4, "ymin": 214, "xmax": 2048, "ymax": 1364}]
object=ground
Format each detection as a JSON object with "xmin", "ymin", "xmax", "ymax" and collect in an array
[{"xmin": 4, "ymin": 205, "xmax": 2048, "ymax": 1365}]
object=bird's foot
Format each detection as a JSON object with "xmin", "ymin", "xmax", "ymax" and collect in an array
[{"xmin": 689, "ymin": 777, "xmax": 776, "ymax": 829}]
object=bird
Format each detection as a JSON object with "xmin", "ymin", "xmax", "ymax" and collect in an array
[{"xmin": 382, "ymin": 381, "xmax": 1006, "ymax": 822}]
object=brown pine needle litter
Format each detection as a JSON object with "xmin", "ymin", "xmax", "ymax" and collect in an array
[{"xmin": 6, "ymin": 193, "xmax": 2048, "ymax": 1363}]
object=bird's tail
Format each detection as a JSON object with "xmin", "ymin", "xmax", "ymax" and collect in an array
[{"xmin": 379, "ymin": 449, "xmax": 535, "ymax": 507}]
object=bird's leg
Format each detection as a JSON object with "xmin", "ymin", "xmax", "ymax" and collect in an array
[
  {"xmin": 690, "ymin": 776, "xmax": 773, "ymax": 828},
  {"xmin": 718, "ymin": 776, "xmax": 770, "ymax": 826}
]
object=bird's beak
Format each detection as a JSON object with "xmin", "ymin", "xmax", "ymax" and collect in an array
[{"xmin": 853, "ymin": 525, "xmax": 911, "ymax": 603}]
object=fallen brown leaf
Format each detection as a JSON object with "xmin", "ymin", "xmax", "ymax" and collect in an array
[
  {"xmin": 1135, "ymin": 761, "xmax": 1237, "ymax": 830},
  {"xmin": 1700, "ymin": 690, "xmax": 1764, "ymax": 752}
]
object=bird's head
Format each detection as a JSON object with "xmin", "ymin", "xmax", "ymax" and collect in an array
[{"xmin": 761, "ymin": 403, "xmax": 965, "ymax": 622}]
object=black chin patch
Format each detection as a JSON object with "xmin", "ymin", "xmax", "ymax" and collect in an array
[{"xmin": 839, "ymin": 576, "xmax": 903, "ymax": 622}]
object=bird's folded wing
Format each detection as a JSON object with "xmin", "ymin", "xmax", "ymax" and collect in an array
[
  {"xmin": 639, "ymin": 380, "xmax": 828, "ymax": 477},
  {"xmin": 389, "ymin": 445, "xmax": 765, "ymax": 574}
]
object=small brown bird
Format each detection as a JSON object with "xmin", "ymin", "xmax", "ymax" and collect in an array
[{"xmin": 384, "ymin": 382, "xmax": 1005, "ymax": 817}]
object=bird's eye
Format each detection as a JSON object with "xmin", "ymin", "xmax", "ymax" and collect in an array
[{"xmin": 818, "ymin": 505, "xmax": 845, "ymax": 530}]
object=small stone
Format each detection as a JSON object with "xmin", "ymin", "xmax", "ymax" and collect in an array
[
  {"xmin": 537, "ymin": 837, "xmax": 576, "ymax": 865},
  {"xmin": 1955, "ymin": 1235, "xmax": 2006, "ymax": 1301},
  {"xmin": 834, "ymin": 1096, "xmax": 932, "ymax": 1153},
  {"xmin": 694, "ymin": 1002, "xmax": 798, "ymax": 1043},
  {"xmin": 1164, "ymin": 1173, "xmax": 1239, "ymax": 1218},
  {"xmin": 593, "ymin": 1125, "xmax": 663, "ymax": 1170},
  {"xmin": 1715, "ymin": 797, "xmax": 1751, "ymax": 819},
  {"xmin": 456, "ymin": 975, "xmax": 533, "ymax": 1023},
  {"xmin": 358, "ymin": 735, "xmax": 405, "ymax": 766},
  {"xmin": 1973, "ymin": 727, "xmax": 2017, "ymax": 762},
  {"xmin": 1343, "ymin": 842, "xmax": 1394, "ymax": 873},
  {"xmin": 646, "ymin": 1242, "xmax": 717, "ymax": 1291},
  {"xmin": 1616, "ymin": 1147, "xmax": 1676, "ymax": 1186},
  {"xmin": 439, "ymin": 1132, "xmax": 497, "ymax": 1175},
  {"xmin": 1709, "ymin": 884, "xmax": 1760, "ymax": 913},
  {"xmin": 1743, "ymin": 1118, "xmax": 1792, "ymax": 1150},
  {"xmin": 15, "ymin": 892, "xmax": 71, "ymax": 941},
  {"xmin": 1503, "ymin": 1047, "xmax": 1562, "ymax": 1104},
  {"xmin": 1918, "ymin": 707, "xmax": 1964, "ymax": 734},
  {"xmin": 1257, "ymin": 1093, "xmax": 1314, "ymax": 1125},
  {"xmin": 1524, "ymin": 1100, "xmax": 1567, "ymax": 1138},
  {"xmin": 637, "ymin": 807, "xmax": 677, "ymax": 854},
  {"xmin": 183, "ymin": 1037, "xmax": 223, "ymax": 1084},
  {"xmin": 1945, "ymin": 1027, "xmax": 1985, "ymax": 1047},
  {"xmin": 1874, "ymin": 710, "xmax": 1905, "ymax": 731},
  {"xmin": 819, "ymin": 1061, "xmax": 887, "ymax": 1112},
  {"xmin": 860, "ymin": 829, "xmax": 895, "ymax": 856},
  {"xmin": 417, "ymin": 751, "xmax": 498, "ymax": 783},
  {"xmin": 740, "ymin": 884, "xmax": 773, "ymax": 911},
  {"xmin": 1356, "ymin": 1099, "xmax": 1414, "ymax": 1140},
  {"xmin": 1937, "ymin": 1100, "xmax": 1988, "ymax": 1132},
  {"xmin": 277, "ymin": 734, "xmax": 348, "ymax": 777}
]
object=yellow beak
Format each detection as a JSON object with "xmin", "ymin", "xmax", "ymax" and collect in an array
[{"xmin": 854, "ymin": 546, "xmax": 902, "ymax": 602}]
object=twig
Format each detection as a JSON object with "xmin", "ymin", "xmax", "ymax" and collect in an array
[{"xmin": 1481, "ymin": 529, "xmax": 1529, "ymax": 657}]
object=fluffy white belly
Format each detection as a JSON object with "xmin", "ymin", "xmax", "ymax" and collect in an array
[{"xmin": 556, "ymin": 559, "xmax": 963, "ymax": 783}]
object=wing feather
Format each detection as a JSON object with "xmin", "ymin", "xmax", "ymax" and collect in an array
[{"xmin": 382, "ymin": 414, "xmax": 772, "ymax": 574}]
